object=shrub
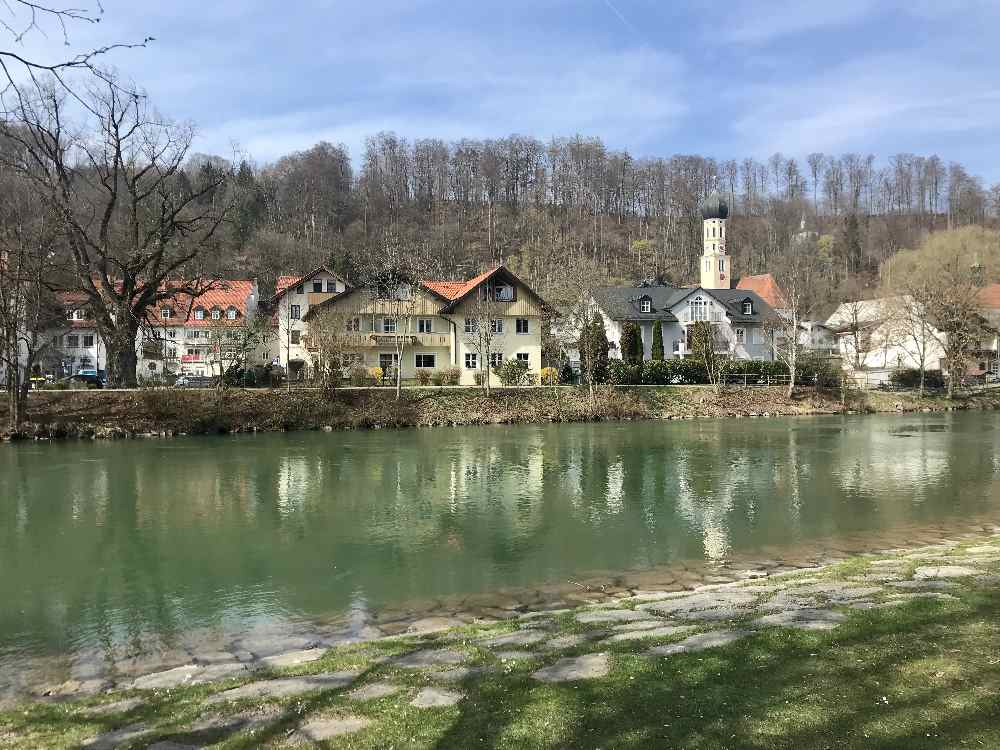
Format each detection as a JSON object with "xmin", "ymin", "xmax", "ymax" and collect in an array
[
  {"xmin": 651, "ymin": 321, "xmax": 664, "ymax": 360},
  {"xmin": 416, "ymin": 369, "xmax": 432, "ymax": 386},
  {"xmin": 349, "ymin": 365, "xmax": 369, "ymax": 387},
  {"xmin": 890, "ymin": 368, "xmax": 945, "ymax": 390},
  {"xmin": 444, "ymin": 367, "xmax": 461, "ymax": 385},
  {"xmin": 474, "ymin": 371, "xmax": 486, "ymax": 386},
  {"xmin": 540, "ymin": 366, "xmax": 559, "ymax": 385},
  {"xmin": 430, "ymin": 371, "xmax": 446, "ymax": 386},
  {"xmin": 607, "ymin": 360, "xmax": 643, "ymax": 385},
  {"xmin": 494, "ymin": 358, "xmax": 530, "ymax": 386},
  {"xmin": 558, "ymin": 362, "xmax": 577, "ymax": 385},
  {"xmin": 619, "ymin": 321, "xmax": 642, "ymax": 362}
]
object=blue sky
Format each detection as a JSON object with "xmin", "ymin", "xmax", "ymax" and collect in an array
[{"xmin": 15, "ymin": 0, "xmax": 1000, "ymax": 181}]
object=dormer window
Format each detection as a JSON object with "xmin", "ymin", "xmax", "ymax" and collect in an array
[
  {"xmin": 226, "ymin": 307, "xmax": 238, "ymax": 320},
  {"xmin": 639, "ymin": 297, "xmax": 652, "ymax": 313},
  {"xmin": 194, "ymin": 307, "xmax": 205, "ymax": 320},
  {"xmin": 211, "ymin": 307, "xmax": 221, "ymax": 320},
  {"xmin": 742, "ymin": 300, "xmax": 754, "ymax": 315},
  {"xmin": 690, "ymin": 296, "xmax": 708, "ymax": 321}
]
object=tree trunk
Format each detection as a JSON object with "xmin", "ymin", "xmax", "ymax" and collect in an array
[{"xmin": 107, "ymin": 327, "xmax": 140, "ymax": 388}]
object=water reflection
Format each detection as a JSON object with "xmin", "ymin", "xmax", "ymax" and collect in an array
[{"xmin": 1, "ymin": 412, "xmax": 999, "ymax": 690}]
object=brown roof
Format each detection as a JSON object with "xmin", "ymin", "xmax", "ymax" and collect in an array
[
  {"xmin": 148, "ymin": 280, "xmax": 256, "ymax": 327},
  {"xmin": 272, "ymin": 266, "xmax": 346, "ymax": 302},
  {"xmin": 736, "ymin": 274, "xmax": 788, "ymax": 309}
]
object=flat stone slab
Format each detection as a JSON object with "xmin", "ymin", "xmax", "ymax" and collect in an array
[
  {"xmin": 575, "ymin": 609, "xmax": 651, "ymax": 624},
  {"xmin": 393, "ymin": 649, "xmax": 467, "ymax": 669},
  {"xmin": 544, "ymin": 634, "xmax": 588, "ymax": 650},
  {"xmin": 639, "ymin": 591, "xmax": 758, "ymax": 616},
  {"xmin": 207, "ymin": 671, "xmax": 358, "ymax": 703},
  {"xmin": 481, "ymin": 629, "xmax": 548, "ymax": 647},
  {"xmin": 434, "ymin": 667, "xmax": 483, "ymax": 683},
  {"xmin": 888, "ymin": 592, "xmax": 958, "ymax": 602},
  {"xmin": 914, "ymin": 566, "xmax": 979, "ymax": 579},
  {"xmin": 347, "ymin": 682, "xmax": 401, "ymax": 701},
  {"xmin": 754, "ymin": 608, "xmax": 846, "ymax": 630},
  {"xmin": 257, "ymin": 648, "xmax": 326, "ymax": 668},
  {"xmin": 148, "ymin": 743, "xmax": 199, "ymax": 750},
  {"xmin": 129, "ymin": 661, "xmax": 250, "ymax": 690},
  {"xmin": 649, "ymin": 630, "xmax": 751, "ymax": 656},
  {"xmin": 410, "ymin": 687, "xmax": 464, "ymax": 708},
  {"xmin": 82, "ymin": 723, "xmax": 149, "ymax": 750},
  {"xmin": 532, "ymin": 653, "xmax": 610, "ymax": 683},
  {"xmin": 84, "ymin": 698, "xmax": 144, "ymax": 716},
  {"xmin": 293, "ymin": 715, "xmax": 370, "ymax": 742},
  {"xmin": 189, "ymin": 705, "xmax": 281, "ymax": 734},
  {"xmin": 611, "ymin": 620, "xmax": 669, "ymax": 633},
  {"xmin": 677, "ymin": 606, "xmax": 747, "ymax": 622},
  {"xmin": 965, "ymin": 545, "xmax": 1000, "ymax": 555},
  {"xmin": 605, "ymin": 625, "xmax": 698, "ymax": 643},
  {"xmin": 405, "ymin": 616, "xmax": 467, "ymax": 634},
  {"xmin": 519, "ymin": 608, "xmax": 571, "ymax": 620},
  {"xmin": 888, "ymin": 580, "xmax": 959, "ymax": 590}
]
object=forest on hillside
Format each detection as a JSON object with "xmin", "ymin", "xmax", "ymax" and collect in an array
[{"xmin": 189, "ymin": 135, "xmax": 999, "ymax": 310}]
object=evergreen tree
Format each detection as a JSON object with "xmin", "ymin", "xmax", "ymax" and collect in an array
[
  {"xmin": 651, "ymin": 321, "xmax": 664, "ymax": 360},
  {"xmin": 620, "ymin": 321, "xmax": 641, "ymax": 361},
  {"xmin": 579, "ymin": 311, "xmax": 609, "ymax": 398}
]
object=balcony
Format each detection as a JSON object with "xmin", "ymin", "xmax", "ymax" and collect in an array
[{"xmin": 341, "ymin": 332, "xmax": 451, "ymax": 348}]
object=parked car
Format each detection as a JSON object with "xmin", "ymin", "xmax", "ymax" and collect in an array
[
  {"xmin": 70, "ymin": 371, "xmax": 104, "ymax": 389},
  {"xmin": 174, "ymin": 375, "xmax": 214, "ymax": 388},
  {"xmin": 29, "ymin": 375, "xmax": 48, "ymax": 389}
]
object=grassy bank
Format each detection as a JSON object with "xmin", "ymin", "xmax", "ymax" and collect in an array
[
  {"xmin": 2, "ymin": 535, "xmax": 998, "ymax": 748},
  {"xmin": 4, "ymin": 385, "xmax": 1000, "ymax": 440}
]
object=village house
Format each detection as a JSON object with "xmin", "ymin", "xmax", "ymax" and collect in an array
[
  {"xmin": 267, "ymin": 266, "xmax": 350, "ymax": 380},
  {"xmin": 736, "ymin": 273, "xmax": 837, "ymax": 354},
  {"xmin": 40, "ymin": 292, "xmax": 107, "ymax": 378},
  {"xmin": 138, "ymin": 280, "xmax": 261, "ymax": 379},
  {"xmin": 580, "ymin": 192, "xmax": 777, "ymax": 363},
  {"xmin": 301, "ymin": 265, "xmax": 547, "ymax": 385}
]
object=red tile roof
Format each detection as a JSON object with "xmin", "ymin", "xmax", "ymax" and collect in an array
[
  {"xmin": 147, "ymin": 280, "xmax": 256, "ymax": 327},
  {"xmin": 736, "ymin": 274, "xmax": 788, "ymax": 309},
  {"xmin": 422, "ymin": 267, "xmax": 500, "ymax": 301},
  {"xmin": 977, "ymin": 283, "xmax": 1000, "ymax": 308}
]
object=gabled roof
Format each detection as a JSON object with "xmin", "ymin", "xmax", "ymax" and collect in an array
[
  {"xmin": 736, "ymin": 274, "xmax": 788, "ymax": 309},
  {"xmin": 428, "ymin": 265, "xmax": 551, "ymax": 312},
  {"xmin": 273, "ymin": 266, "xmax": 348, "ymax": 302},
  {"xmin": 590, "ymin": 285, "xmax": 773, "ymax": 323}
]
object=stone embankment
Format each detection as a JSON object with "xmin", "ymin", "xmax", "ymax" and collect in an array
[{"xmin": 14, "ymin": 527, "xmax": 999, "ymax": 749}]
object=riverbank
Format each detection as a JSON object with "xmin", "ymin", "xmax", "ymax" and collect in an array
[
  {"xmin": 3, "ymin": 529, "xmax": 998, "ymax": 748},
  {"xmin": 4, "ymin": 384, "xmax": 1000, "ymax": 440}
]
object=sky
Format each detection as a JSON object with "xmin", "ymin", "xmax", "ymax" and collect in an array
[{"xmin": 10, "ymin": 0, "xmax": 1000, "ymax": 181}]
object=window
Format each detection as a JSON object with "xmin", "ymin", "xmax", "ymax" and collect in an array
[
  {"xmin": 516, "ymin": 318, "xmax": 529, "ymax": 334},
  {"xmin": 490, "ymin": 352, "xmax": 503, "ymax": 368},
  {"xmin": 639, "ymin": 298, "xmax": 652, "ymax": 313},
  {"xmin": 312, "ymin": 280, "xmax": 323, "ymax": 293},
  {"xmin": 464, "ymin": 318, "xmax": 478, "ymax": 334},
  {"xmin": 418, "ymin": 318, "xmax": 433, "ymax": 333},
  {"xmin": 166, "ymin": 347, "xmax": 177, "ymax": 359},
  {"xmin": 719, "ymin": 258, "xmax": 725, "ymax": 272},
  {"xmin": 148, "ymin": 362, "xmax": 157, "ymax": 372},
  {"xmin": 211, "ymin": 308, "xmax": 221, "ymax": 320},
  {"xmin": 167, "ymin": 329, "xmax": 176, "ymax": 338},
  {"xmin": 517, "ymin": 353, "xmax": 530, "ymax": 364},
  {"xmin": 290, "ymin": 304, "xmax": 301, "ymax": 320},
  {"xmin": 491, "ymin": 319, "xmax": 504, "ymax": 334},
  {"xmin": 226, "ymin": 307, "xmax": 237, "ymax": 320},
  {"xmin": 295, "ymin": 284, "xmax": 304, "ymax": 295},
  {"xmin": 327, "ymin": 279, "xmax": 338, "ymax": 293},
  {"xmin": 194, "ymin": 307, "xmax": 205, "ymax": 320},
  {"xmin": 161, "ymin": 307, "xmax": 173, "ymax": 319},
  {"xmin": 494, "ymin": 285, "xmax": 514, "ymax": 302},
  {"xmin": 66, "ymin": 334, "xmax": 79, "ymax": 348},
  {"xmin": 464, "ymin": 352, "xmax": 478, "ymax": 369},
  {"xmin": 689, "ymin": 296, "xmax": 707, "ymax": 321},
  {"xmin": 742, "ymin": 300, "xmax": 753, "ymax": 315},
  {"xmin": 382, "ymin": 318, "xmax": 397, "ymax": 334},
  {"xmin": 415, "ymin": 353, "xmax": 436, "ymax": 368},
  {"xmin": 379, "ymin": 353, "xmax": 399, "ymax": 371},
  {"xmin": 83, "ymin": 335, "xmax": 94, "ymax": 348},
  {"xmin": 79, "ymin": 357, "xmax": 91, "ymax": 367},
  {"xmin": 290, "ymin": 330, "xmax": 301, "ymax": 345},
  {"xmin": 345, "ymin": 317, "xmax": 360, "ymax": 332},
  {"xmin": 73, "ymin": 309, "xmax": 86, "ymax": 320},
  {"xmin": 735, "ymin": 328, "xmax": 746, "ymax": 345}
]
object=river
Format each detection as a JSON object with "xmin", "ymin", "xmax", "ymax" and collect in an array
[{"xmin": 2, "ymin": 411, "xmax": 999, "ymax": 698}]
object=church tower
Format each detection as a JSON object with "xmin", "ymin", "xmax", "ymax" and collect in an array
[{"xmin": 699, "ymin": 190, "xmax": 730, "ymax": 289}]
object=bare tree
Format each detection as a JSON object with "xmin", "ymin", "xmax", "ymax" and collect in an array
[
  {"xmin": 0, "ymin": 75, "xmax": 230, "ymax": 387},
  {"xmin": 306, "ymin": 307, "xmax": 357, "ymax": 392},
  {"xmin": 883, "ymin": 294, "xmax": 939, "ymax": 395},
  {"xmin": 689, "ymin": 320, "xmax": 727, "ymax": 393},
  {"xmin": 461, "ymin": 282, "xmax": 500, "ymax": 394},
  {"xmin": 357, "ymin": 235, "xmax": 419, "ymax": 399},
  {"xmin": 765, "ymin": 248, "xmax": 818, "ymax": 396}
]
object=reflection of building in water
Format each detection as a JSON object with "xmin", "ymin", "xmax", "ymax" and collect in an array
[
  {"xmin": 277, "ymin": 455, "xmax": 310, "ymax": 514},
  {"xmin": 605, "ymin": 459, "xmax": 624, "ymax": 514},
  {"xmin": 671, "ymin": 448, "xmax": 743, "ymax": 560}
]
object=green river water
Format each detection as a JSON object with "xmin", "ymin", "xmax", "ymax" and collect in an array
[{"xmin": 1, "ymin": 411, "xmax": 999, "ymax": 696}]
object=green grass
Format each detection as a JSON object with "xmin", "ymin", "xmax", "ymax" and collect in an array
[{"xmin": 2, "ymin": 554, "xmax": 999, "ymax": 749}]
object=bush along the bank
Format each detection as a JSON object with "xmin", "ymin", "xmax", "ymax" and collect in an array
[{"xmin": 890, "ymin": 368, "xmax": 945, "ymax": 390}]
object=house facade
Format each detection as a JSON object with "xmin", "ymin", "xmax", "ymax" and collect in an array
[
  {"xmin": 302, "ymin": 265, "xmax": 547, "ymax": 385},
  {"xmin": 138, "ymin": 280, "xmax": 261, "ymax": 379},
  {"xmin": 39, "ymin": 292, "xmax": 107, "ymax": 378},
  {"xmin": 268, "ymin": 267, "xmax": 350, "ymax": 379}
]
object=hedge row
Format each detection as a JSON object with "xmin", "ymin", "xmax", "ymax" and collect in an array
[{"xmin": 603, "ymin": 356, "xmax": 838, "ymax": 386}]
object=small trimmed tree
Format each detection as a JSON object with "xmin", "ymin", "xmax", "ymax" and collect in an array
[
  {"xmin": 620, "ymin": 321, "xmax": 642, "ymax": 362},
  {"xmin": 690, "ymin": 321, "xmax": 727, "ymax": 392},
  {"xmin": 579, "ymin": 311, "xmax": 609, "ymax": 402},
  {"xmin": 651, "ymin": 321, "xmax": 665, "ymax": 360}
]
